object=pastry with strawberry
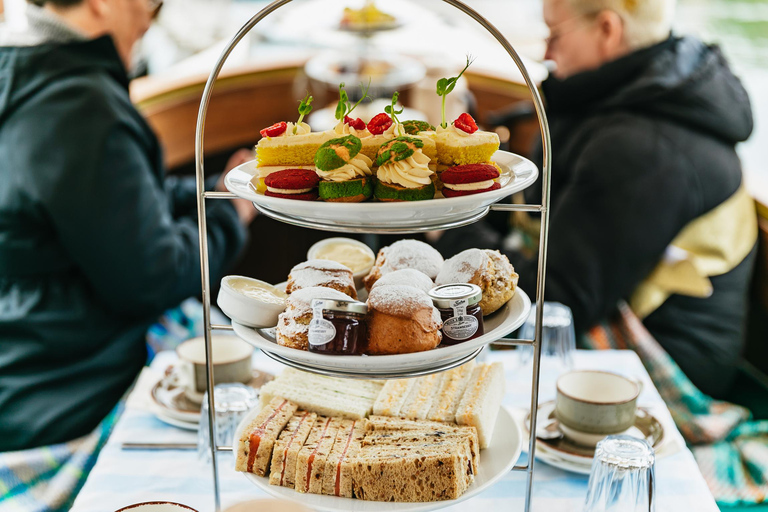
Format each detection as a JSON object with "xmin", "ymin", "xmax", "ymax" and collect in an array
[
  {"xmin": 373, "ymin": 136, "xmax": 435, "ymax": 202},
  {"xmin": 251, "ymin": 93, "xmax": 333, "ymax": 193},
  {"xmin": 360, "ymin": 92, "xmax": 437, "ymax": 166},
  {"xmin": 433, "ymin": 57, "xmax": 500, "ymax": 168},
  {"xmin": 314, "ymin": 135, "xmax": 374, "ymax": 202}
]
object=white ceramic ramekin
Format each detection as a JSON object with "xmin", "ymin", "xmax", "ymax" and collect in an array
[
  {"xmin": 217, "ymin": 276, "xmax": 286, "ymax": 328},
  {"xmin": 306, "ymin": 237, "xmax": 376, "ymax": 290}
]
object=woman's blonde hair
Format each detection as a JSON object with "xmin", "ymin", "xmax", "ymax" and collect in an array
[{"xmin": 569, "ymin": 0, "xmax": 675, "ymax": 49}]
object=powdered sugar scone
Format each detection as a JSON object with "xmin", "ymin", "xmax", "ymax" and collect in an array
[
  {"xmin": 363, "ymin": 239, "xmax": 444, "ymax": 291},
  {"xmin": 277, "ymin": 287, "xmax": 355, "ymax": 350},
  {"xmin": 435, "ymin": 249, "xmax": 518, "ymax": 316},
  {"xmin": 286, "ymin": 259, "xmax": 357, "ymax": 299},
  {"xmin": 369, "ymin": 268, "xmax": 434, "ymax": 294},
  {"xmin": 366, "ymin": 285, "xmax": 442, "ymax": 354}
]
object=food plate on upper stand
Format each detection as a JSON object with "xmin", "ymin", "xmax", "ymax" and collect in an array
[
  {"xmin": 231, "ymin": 287, "xmax": 530, "ymax": 377},
  {"xmin": 234, "ymin": 405, "xmax": 523, "ymax": 512},
  {"xmin": 224, "ymin": 151, "xmax": 538, "ymax": 231}
]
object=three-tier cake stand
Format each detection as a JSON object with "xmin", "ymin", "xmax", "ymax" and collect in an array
[{"xmin": 192, "ymin": 1, "xmax": 551, "ymax": 510}]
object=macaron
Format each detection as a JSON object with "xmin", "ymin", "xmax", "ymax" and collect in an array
[
  {"xmin": 264, "ymin": 168, "xmax": 319, "ymax": 201},
  {"xmin": 440, "ymin": 163, "xmax": 501, "ymax": 198}
]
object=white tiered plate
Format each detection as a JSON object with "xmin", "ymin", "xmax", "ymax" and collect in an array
[
  {"xmin": 231, "ymin": 288, "xmax": 530, "ymax": 377},
  {"xmin": 234, "ymin": 406, "xmax": 523, "ymax": 512},
  {"xmin": 224, "ymin": 151, "xmax": 538, "ymax": 231}
]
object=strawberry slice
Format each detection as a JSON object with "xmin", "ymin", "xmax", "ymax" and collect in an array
[
  {"xmin": 344, "ymin": 116, "xmax": 366, "ymax": 131},
  {"xmin": 367, "ymin": 113, "xmax": 393, "ymax": 135},
  {"xmin": 454, "ymin": 113, "xmax": 478, "ymax": 134},
  {"xmin": 260, "ymin": 121, "xmax": 287, "ymax": 137}
]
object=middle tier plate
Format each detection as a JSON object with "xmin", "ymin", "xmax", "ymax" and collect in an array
[
  {"xmin": 231, "ymin": 287, "xmax": 530, "ymax": 377},
  {"xmin": 224, "ymin": 150, "xmax": 538, "ymax": 231}
]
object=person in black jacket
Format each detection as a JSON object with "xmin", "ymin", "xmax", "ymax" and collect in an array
[
  {"xmin": 0, "ymin": 0, "xmax": 254, "ymax": 451},
  {"xmin": 434, "ymin": 0, "xmax": 757, "ymax": 398}
]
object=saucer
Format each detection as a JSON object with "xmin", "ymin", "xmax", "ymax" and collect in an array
[
  {"xmin": 527, "ymin": 401, "xmax": 664, "ymax": 468},
  {"xmin": 150, "ymin": 366, "xmax": 274, "ymax": 425}
]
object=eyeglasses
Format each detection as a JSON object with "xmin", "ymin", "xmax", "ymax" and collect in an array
[{"xmin": 544, "ymin": 12, "xmax": 597, "ymax": 48}]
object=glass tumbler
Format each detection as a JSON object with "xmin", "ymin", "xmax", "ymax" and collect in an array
[
  {"xmin": 583, "ymin": 435, "xmax": 656, "ymax": 512},
  {"xmin": 197, "ymin": 383, "xmax": 259, "ymax": 462},
  {"xmin": 517, "ymin": 301, "xmax": 575, "ymax": 372}
]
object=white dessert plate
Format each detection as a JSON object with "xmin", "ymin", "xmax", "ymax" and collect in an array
[
  {"xmin": 231, "ymin": 288, "xmax": 530, "ymax": 376},
  {"xmin": 224, "ymin": 151, "xmax": 538, "ymax": 231},
  {"xmin": 234, "ymin": 406, "xmax": 522, "ymax": 512}
]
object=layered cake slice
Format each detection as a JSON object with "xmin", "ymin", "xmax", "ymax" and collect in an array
[{"xmin": 235, "ymin": 398, "xmax": 298, "ymax": 476}]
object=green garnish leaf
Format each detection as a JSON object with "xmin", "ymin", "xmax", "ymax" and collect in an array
[
  {"xmin": 383, "ymin": 91, "xmax": 404, "ymax": 126},
  {"xmin": 294, "ymin": 92, "xmax": 313, "ymax": 133},
  {"xmin": 335, "ymin": 79, "xmax": 371, "ymax": 122},
  {"xmin": 437, "ymin": 55, "xmax": 475, "ymax": 128}
]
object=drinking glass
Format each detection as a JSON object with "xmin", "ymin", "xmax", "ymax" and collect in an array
[
  {"xmin": 197, "ymin": 383, "xmax": 259, "ymax": 462},
  {"xmin": 517, "ymin": 301, "xmax": 575, "ymax": 372},
  {"xmin": 583, "ymin": 435, "xmax": 656, "ymax": 512}
]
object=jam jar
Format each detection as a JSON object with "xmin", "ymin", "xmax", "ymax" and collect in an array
[
  {"xmin": 307, "ymin": 298, "xmax": 368, "ymax": 355},
  {"xmin": 428, "ymin": 284, "xmax": 484, "ymax": 345}
]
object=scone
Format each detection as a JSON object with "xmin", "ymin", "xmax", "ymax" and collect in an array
[
  {"xmin": 435, "ymin": 249, "xmax": 518, "ymax": 316},
  {"xmin": 365, "ymin": 284, "xmax": 442, "ymax": 354},
  {"xmin": 369, "ymin": 268, "xmax": 434, "ymax": 294},
  {"xmin": 276, "ymin": 287, "xmax": 355, "ymax": 350},
  {"xmin": 286, "ymin": 259, "xmax": 357, "ymax": 299},
  {"xmin": 363, "ymin": 239, "xmax": 444, "ymax": 291}
]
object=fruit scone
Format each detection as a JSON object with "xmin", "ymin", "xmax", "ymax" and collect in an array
[
  {"xmin": 373, "ymin": 136, "xmax": 435, "ymax": 202},
  {"xmin": 314, "ymin": 135, "xmax": 374, "ymax": 202},
  {"xmin": 251, "ymin": 93, "xmax": 333, "ymax": 192}
]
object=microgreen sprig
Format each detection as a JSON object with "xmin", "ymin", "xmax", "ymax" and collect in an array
[
  {"xmin": 294, "ymin": 92, "xmax": 314, "ymax": 134},
  {"xmin": 436, "ymin": 55, "xmax": 475, "ymax": 129},
  {"xmin": 384, "ymin": 91, "xmax": 404, "ymax": 129},
  {"xmin": 335, "ymin": 80, "xmax": 371, "ymax": 122}
]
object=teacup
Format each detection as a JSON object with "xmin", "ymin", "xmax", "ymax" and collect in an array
[
  {"xmin": 555, "ymin": 370, "xmax": 642, "ymax": 447},
  {"xmin": 173, "ymin": 336, "xmax": 253, "ymax": 404}
]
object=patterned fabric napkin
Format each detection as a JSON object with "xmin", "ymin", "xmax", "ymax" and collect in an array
[
  {"xmin": 583, "ymin": 301, "xmax": 768, "ymax": 506},
  {"xmin": 0, "ymin": 404, "xmax": 121, "ymax": 512}
]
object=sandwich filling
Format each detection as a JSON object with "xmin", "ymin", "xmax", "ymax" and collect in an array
[{"xmin": 247, "ymin": 399, "xmax": 290, "ymax": 473}]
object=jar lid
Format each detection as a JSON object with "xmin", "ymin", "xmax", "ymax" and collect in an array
[
  {"xmin": 428, "ymin": 283, "xmax": 482, "ymax": 308},
  {"xmin": 310, "ymin": 298, "xmax": 368, "ymax": 315}
]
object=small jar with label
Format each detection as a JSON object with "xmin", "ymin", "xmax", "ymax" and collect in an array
[
  {"xmin": 428, "ymin": 284, "xmax": 484, "ymax": 345},
  {"xmin": 307, "ymin": 298, "xmax": 368, "ymax": 355}
]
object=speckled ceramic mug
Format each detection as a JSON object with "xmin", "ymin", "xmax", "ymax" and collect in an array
[{"xmin": 555, "ymin": 370, "xmax": 642, "ymax": 436}]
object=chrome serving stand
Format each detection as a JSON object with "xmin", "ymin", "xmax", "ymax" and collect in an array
[{"xmin": 193, "ymin": 1, "xmax": 551, "ymax": 510}]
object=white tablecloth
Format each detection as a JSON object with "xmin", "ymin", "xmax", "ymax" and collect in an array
[{"xmin": 71, "ymin": 349, "xmax": 718, "ymax": 512}]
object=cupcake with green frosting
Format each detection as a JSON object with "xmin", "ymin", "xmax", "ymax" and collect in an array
[
  {"xmin": 402, "ymin": 120, "xmax": 436, "ymax": 135},
  {"xmin": 373, "ymin": 136, "xmax": 435, "ymax": 202},
  {"xmin": 314, "ymin": 135, "xmax": 374, "ymax": 202}
]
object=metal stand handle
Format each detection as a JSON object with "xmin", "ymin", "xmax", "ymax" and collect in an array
[{"xmin": 193, "ymin": 1, "xmax": 551, "ymax": 510}]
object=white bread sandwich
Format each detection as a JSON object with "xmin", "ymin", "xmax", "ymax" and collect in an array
[
  {"xmin": 455, "ymin": 362, "xmax": 506, "ymax": 448},
  {"xmin": 269, "ymin": 410, "xmax": 317, "ymax": 488},
  {"xmin": 259, "ymin": 369, "xmax": 382, "ymax": 420},
  {"xmin": 399, "ymin": 373, "xmax": 443, "ymax": 420},
  {"xmin": 427, "ymin": 361, "xmax": 476, "ymax": 423},
  {"xmin": 321, "ymin": 419, "xmax": 367, "ymax": 497},
  {"xmin": 372, "ymin": 378, "xmax": 417, "ymax": 417},
  {"xmin": 235, "ymin": 398, "xmax": 298, "ymax": 476}
]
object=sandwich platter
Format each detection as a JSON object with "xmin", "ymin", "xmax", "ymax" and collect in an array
[
  {"xmin": 224, "ymin": 151, "xmax": 538, "ymax": 232},
  {"xmin": 234, "ymin": 405, "xmax": 523, "ymax": 512},
  {"xmin": 231, "ymin": 287, "xmax": 530, "ymax": 377}
]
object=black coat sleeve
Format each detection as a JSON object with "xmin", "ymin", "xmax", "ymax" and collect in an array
[
  {"xmin": 41, "ymin": 122, "xmax": 247, "ymax": 318},
  {"xmin": 524, "ymin": 117, "xmax": 696, "ymax": 332}
]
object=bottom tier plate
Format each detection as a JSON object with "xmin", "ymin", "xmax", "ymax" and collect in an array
[
  {"xmin": 231, "ymin": 288, "xmax": 530, "ymax": 377},
  {"xmin": 234, "ymin": 406, "xmax": 523, "ymax": 512}
]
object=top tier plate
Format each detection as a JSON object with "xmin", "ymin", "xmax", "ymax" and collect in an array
[{"xmin": 224, "ymin": 150, "xmax": 538, "ymax": 233}]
